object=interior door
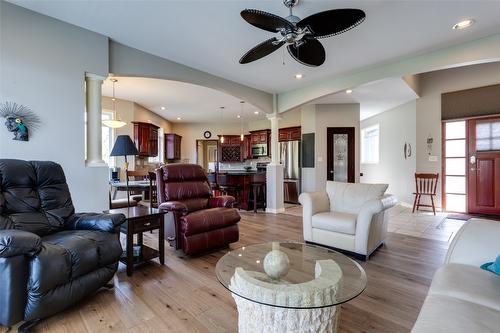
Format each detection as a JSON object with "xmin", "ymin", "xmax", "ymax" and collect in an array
[
  {"xmin": 327, "ymin": 127, "xmax": 355, "ymax": 183},
  {"xmin": 467, "ymin": 117, "xmax": 500, "ymax": 214}
]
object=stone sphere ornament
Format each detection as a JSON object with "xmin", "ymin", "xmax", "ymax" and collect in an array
[{"xmin": 263, "ymin": 242, "xmax": 290, "ymax": 280}]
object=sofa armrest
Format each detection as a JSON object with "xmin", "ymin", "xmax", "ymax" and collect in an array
[
  {"xmin": 65, "ymin": 213, "xmax": 125, "ymax": 233},
  {"xmin": 445, "ymin": 218, "xmax": 500, "ymax": 266},
  {"xmin": 298, "ymin": 191, "xmax": 330, "ymax": 241},
  {"xmin": 0, "ymin": 230, "xmax": 41, "ymax": 258},
  {"xmin": 158, "ymin": 201, "xmax": 189, "ymax": 214},
  {"xmin": 355, "ymin": 194, "xmax": 397, "ymax": 255},
  {"xmin": 209, "ymin": 196, "xmax": 235, "ymax": 208}
]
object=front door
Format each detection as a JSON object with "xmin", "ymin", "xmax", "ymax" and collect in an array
[
  {"xmin": 467, "ymin": 117, "xmax": 500, "ymax": 214},
  {"xmin": 327, "ymin": 127, "xmax": 355, "ymax": 183}
]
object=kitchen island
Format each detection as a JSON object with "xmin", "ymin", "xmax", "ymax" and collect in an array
[{"xmin": 210, "ymin": 171, "xmax": 266, "ymax": 211}]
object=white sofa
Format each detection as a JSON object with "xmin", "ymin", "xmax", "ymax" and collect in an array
[
  {"xmin": 412, "ymin": 218, "xmax": 500, "ymax": 333},
  {"xmin": 299, "ymin": 181, "xmax": 397, "ymax": 259}
]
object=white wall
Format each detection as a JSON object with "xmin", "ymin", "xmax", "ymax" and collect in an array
[
  {"xmin": 171, "ymin": 122, "xmax": 245, "ymax": 164},
  {"xmin": 300, "ymin": 104, "xmax": 360, "ymax": 192},
  {"xmin": 416, "ymin": 61, "xmax": 500, "ymax": 207},
  {"xmin": 102, "ymin": 96, "xmax": 172, "ymax": 172},
  {"xmin": 361, "ymin": 101, "xmax": 417, "ymax": 205},
  {"xmin": 315, "ymin": 104, "xmax": 361, "ymax": 189},
  {"xmin": 0, "ymin": 2, "xmax": 110, "ymax": 212}
]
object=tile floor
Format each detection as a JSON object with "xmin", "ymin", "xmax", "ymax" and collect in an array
[{"xmin": 283, "ymin": 203, "xmax": 466, "ymax": 243}]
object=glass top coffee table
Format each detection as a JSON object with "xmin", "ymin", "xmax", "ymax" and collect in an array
[{"xmin": 215, "ymin": 242, "xmax": 367, "ymax": 332}]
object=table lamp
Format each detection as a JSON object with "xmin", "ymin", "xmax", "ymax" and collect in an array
[{"xmin": 110, "ymin": 135, "xmax": 139, "ymax": 206}]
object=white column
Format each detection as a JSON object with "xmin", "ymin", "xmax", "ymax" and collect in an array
[
  {"xmin": 266, "ymin": 94, "xmax": 285, "ymax": 214},
  {"xmin": 85, "ymin": 73, "xmax": 106, "ymax": 167}
]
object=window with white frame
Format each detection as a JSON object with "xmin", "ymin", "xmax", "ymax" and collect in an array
[
  {"xmin": 101, "ymin": 111, "xmax": 115, "ymax": 167},
  {"xmin": 361, "ymin": 124, "xmax": 380, "ymax": 164}
]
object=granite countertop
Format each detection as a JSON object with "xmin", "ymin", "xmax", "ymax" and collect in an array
[{"xmin": 217, "ymin": 170, "xmax": 265, "ymax": 175}]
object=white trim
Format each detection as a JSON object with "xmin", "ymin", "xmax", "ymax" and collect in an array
[{"xmin": 265, "ymin": 208, "xmax": 286, "ymax": 214}]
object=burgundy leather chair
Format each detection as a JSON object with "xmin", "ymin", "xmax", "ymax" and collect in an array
[{"xmin": 156, "ymin": 164, "xmax": 240, "ymax": 255}]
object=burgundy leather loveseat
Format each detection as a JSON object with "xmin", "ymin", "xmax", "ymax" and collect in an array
[{"xmin": 156, "ymin": 164, "xmax": 240, "ymax": 255}]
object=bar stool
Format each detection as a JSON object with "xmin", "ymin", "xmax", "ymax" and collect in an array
[
  {"xmin": 250, "ymin": 173, "xmax": 266, "ymax": 213},
  {"xmin": 207, "ymin": 172, "xmax": 219, "ymax": 196},
  {"xmin": 218, "ymin": 173, "xmax": 240, "ymax": 207}
]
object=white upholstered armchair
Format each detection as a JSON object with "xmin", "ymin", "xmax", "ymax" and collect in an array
[{"xmin": 299, "ymin": 181, "xmax": 397, "ymax": 260}]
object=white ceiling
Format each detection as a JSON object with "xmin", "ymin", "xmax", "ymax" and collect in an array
[
  {"xmin": 9, "ymin": 0, "xmax": 500, "ymax": 93},
  {"xmin": 312, "ymin": 77, "xmax": 418, "ymax": 120},
  {"xmin": 102, "ymin": 77, "xmax": 265, "ymax": 123}
]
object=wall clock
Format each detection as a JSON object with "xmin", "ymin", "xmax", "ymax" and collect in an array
[{"xmin": 203, "ymin": 130, "xmax": 212, "ymax": 139}]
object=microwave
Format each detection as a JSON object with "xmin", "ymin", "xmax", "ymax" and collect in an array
[{"xmin": 251, "ymin": 144, "xmax": 268, "ymax": 157}]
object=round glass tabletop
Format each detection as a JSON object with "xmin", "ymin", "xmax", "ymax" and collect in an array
[{"xmin": 215, "ymin": 242, "xmax": 367, "ymax": 309}]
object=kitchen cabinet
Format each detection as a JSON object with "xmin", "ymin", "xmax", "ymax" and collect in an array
[
  {"xmin": 279, "ymin": 126, "xmax": 301, "ymax": 142},
  {"xmin": 250, "ymin": 129, "xmax": 270, "ymax": 144},
  {"xmin": 218, "ymin": 135, "xmax": 243, "ymax": 162},
  {"xmin": 132, "ymin": 122, "xmax": 160, "ymax": 157},
  {"xmin": 242, "ymin": 134, "xmax": 252, "ymax": 160},
  {"xmin": 165, "ymin": 133, "xmax": 182, "ymax": 160}
]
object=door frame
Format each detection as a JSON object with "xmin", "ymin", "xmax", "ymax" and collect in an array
[
  {"xmin": 467, "ymin": 115, "xmax": 500, "ymax": 215},
  {"xmin": 441, "ymin": 114, "xmax": 500, "ymax": 214},
  {"xmin": 327, "ymin": 127, "xmax": 355, "ymax": 183}
]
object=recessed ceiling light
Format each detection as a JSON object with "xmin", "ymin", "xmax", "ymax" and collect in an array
[
  {"xmin": 295, "ymin": 74, "xmax": 303, "ymax": 79},
  {"xmin": 176, "ymin": 117, "xmax": 181, "ymax": 120},
  {"xmin": 254, "ymin": 111, "xmax": 259, "ymax": 115},
  {"xmin": 161, "ymin": 106, "xmax": 166, "ymax": 110},
  {"xmin": 237, "ymin": 115, "xmax": 241, "ymax": 118},
  {"xmin": 111, "ymin": 98, "xmax": 116, "ymax": 101},
  {"xmin": 453, "ymin": 19, "xmax": 474, "ymax": 30},
  {"xmin": 346, "ymin": 89, "xmax": 353, "ymax": 94}
]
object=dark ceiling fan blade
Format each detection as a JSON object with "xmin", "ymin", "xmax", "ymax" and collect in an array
[
  {"xmin": 287, "ymin": 38, "xmax": 326, "ymax": 67},
  {"xmin": 241, "ymin": 9, "xmax": 295, "ymax": 33},
  {"xmin": 240, "ymin": 38, "xmax": 285, "ymax": 64},
  {"xmin": 297, "ymin": 9, "xmax": 365, "ymax": 39}
]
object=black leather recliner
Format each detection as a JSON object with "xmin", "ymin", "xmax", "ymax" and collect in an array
[{"xmin": 0, "ymin": 159, "xmax": 125, "ymax": 330}]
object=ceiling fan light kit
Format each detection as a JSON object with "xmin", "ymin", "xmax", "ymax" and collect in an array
[{"xmin": 239, "ymin": 0, "xmax": 365, "ymax": 67}]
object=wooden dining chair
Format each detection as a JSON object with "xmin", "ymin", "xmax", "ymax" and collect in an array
[
  {"xmin": 147, "ymin": 171, "xmax": 158, "ymax": 209},
  {"xmin": 126, "ymin": 170, "xmax": 148, "ymax": 203},
  {"xmin": 413, "ymin": 173, "xmax": 439, "ymax": 215}
]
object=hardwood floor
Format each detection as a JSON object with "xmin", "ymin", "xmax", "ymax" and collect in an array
[{"xmin": 2, "ymin": 212, "xmax": 448, "ymax": 333}]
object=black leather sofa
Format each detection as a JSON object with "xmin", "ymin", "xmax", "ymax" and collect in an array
[{"xmin": 0, "ymin": 159, "xmax": 125, "ymax": 331}]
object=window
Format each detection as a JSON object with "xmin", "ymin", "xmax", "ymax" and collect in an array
[
  {"xmin": 443, "ymin": 120, "xmax": 466, "ymax": 212},
  {"xmin": 101, "ymin": 111, "xmax": 115, "ymax": 167},
  {"xmin": 361, "ymin": 124, "xmax": 379, "ymax": 164},
  {"xmin": 476, "ymin": 120, "xmax": 500, "ymax": 151}
]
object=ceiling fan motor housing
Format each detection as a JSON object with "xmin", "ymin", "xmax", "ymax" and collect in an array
[{"xmin": 283, "ymin": 0, "xmax": 299, "ymax": 9}]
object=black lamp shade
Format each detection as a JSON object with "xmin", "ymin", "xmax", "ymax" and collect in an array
[{"xmin": 110, "ymin": 135, "xmax": 139, "ymax": 157}]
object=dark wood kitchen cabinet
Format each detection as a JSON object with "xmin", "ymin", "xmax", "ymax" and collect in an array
[
  {"xmin": 164, "ymin": 133, "xmax": 182, "ymax": 160},
  {"xmin": 250, "ymin": 129, "xmax": 270, "ymax": 144},
  {"xmin": 132, "ymin": 122, "xmax": 160, "ymax": 157},
  {"xmin": 279, "ymin": 126, "xmax": 301, "ymax": 142},
  {"xmin": 218, "ymin": 135, "xmax": 243, "ymax": 162}
]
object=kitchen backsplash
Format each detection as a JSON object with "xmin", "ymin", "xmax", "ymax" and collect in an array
[{"xmin": 218, "ymin": 156, "xmax": 271, "ymax": 171}]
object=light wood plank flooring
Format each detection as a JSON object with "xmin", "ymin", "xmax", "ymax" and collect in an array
[{"xmin": 2, "ymin": 212, "xmax": 448, "ymax": 333}]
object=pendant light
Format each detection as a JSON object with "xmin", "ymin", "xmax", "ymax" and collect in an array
[
  {"xmin": 219, "ymin": 106, "xmax": 225, "ymax": 143},
  {"xmin": 240, "ymin": 101, "xmax": 245, "ymax": 141},
  {"xmin": 103, "ymin": 79, "xmax": 126, "ymax": 128}
]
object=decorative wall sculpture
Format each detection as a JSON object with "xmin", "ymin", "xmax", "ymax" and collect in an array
[{"xmin": 0, "ymin": 102, "xmax": 40, "ymax": 141}]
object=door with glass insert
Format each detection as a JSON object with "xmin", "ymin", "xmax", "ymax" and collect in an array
[
  {"xmin": 467, "ymin": 117, "xmax": 500, "ymax": 214},
  {"xmin": 327, "ymin": 127, "xmax": 355, "ymax": 183}
]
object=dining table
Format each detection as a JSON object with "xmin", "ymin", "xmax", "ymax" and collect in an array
[{"xmin": 109, "ymin": 180, "xmax": 151, "ymax": 200}]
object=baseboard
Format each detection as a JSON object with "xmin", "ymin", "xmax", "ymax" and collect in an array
[{"xmin": 265, "ymin": 207, "xmax": 286, "ymax": 214}]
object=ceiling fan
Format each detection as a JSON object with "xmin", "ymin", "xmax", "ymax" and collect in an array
[{"xmin": 239, "ymin": 0, "xmax": 366, "ymax": 67}]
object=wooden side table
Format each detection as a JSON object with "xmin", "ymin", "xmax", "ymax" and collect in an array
[{"xmin": 106, "ymin": 206, "xmax": 165, "ymax": 276}]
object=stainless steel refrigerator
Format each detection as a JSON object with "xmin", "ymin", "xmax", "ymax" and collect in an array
[{"xmin": 279, "ymin": 140, "xmax": 301, "ymax": 203}]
